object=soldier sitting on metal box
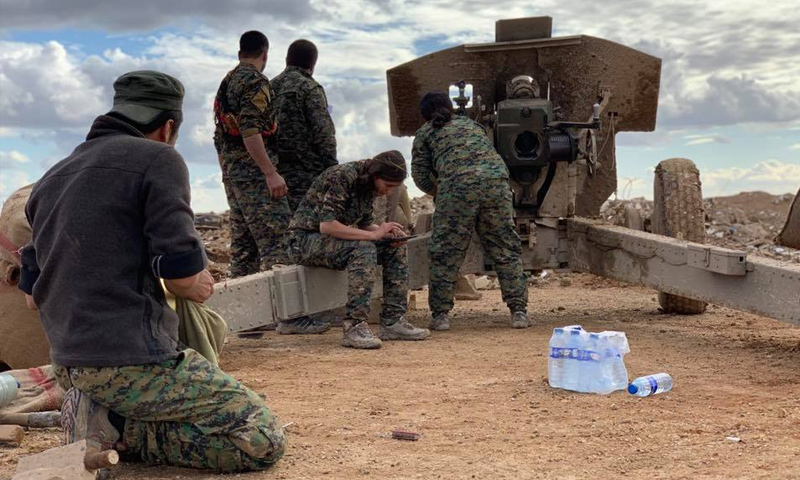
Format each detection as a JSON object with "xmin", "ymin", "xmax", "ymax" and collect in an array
[{"xmin": 286, "ymin": 151, "xmax": 431, "ymax": 349}]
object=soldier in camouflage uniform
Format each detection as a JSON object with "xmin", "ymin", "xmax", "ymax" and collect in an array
[
  {"xmin": 272, "ymin": 39, "xmax": 338, "ymax": 211},
  {"xmin": 214, "ymin": 31, "xmax": 292, "ymax": 278},
  {"xmin": 411, "ymin": 92, "xmax": 531, "ymax": 331},
  {"xmin": 21, "ymin": 71, "xmax": 285, "ymax": 471},
  {"xmin": 287, "ymin": 151, "xmax": 430, "ymax": 349},
  {"xmin": 269, "ymin": 39, "xmax": 337, "ymax": 335}
]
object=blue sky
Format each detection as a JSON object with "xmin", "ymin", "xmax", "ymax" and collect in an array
[{"xmin": 1, "ymin": 0, "xmax": 799, "ymax": 212}]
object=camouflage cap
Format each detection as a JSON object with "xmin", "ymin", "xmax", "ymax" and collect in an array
[{"xmin": 109, "ymin": 70, "xmax": 184, "ymax": 124}]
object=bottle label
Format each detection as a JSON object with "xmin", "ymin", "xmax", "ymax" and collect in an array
[
  {"xmin": 648, "ymin": 376, "xmax": 659, "ymax": 394},
  {"xmin": 550, "ymin": 348, "xmax": 600, "ymax": 362}
]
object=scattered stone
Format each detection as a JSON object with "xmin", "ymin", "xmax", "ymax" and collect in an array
[
  {"xmin": 600, "ymin": 191, "xmax": 797, "ymax": 262},
  {"xmin": 474, "ymin": 276, "xmax": 499, "ymax": 290}
]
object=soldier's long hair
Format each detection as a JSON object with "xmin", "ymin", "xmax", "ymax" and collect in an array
[
  {"xmin": 420, "ymin": 92, "xmax": 453, "ymax": 129},
  {"xmin": 356, "ymin": 150, "xmax": 408, "ymax": 196}
]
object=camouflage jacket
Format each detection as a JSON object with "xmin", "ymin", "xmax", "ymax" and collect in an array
[
  {"xmin": 272, "ymin": 66, "xmax": 337, "ymax": 180},
  {"xmin": 411, "ymin": 116, "xmax": 509, "ymax": 195},
  {"xmin": 213, "ymin": 62, "xmax": 278, "ymax": 167},
  {"xmin": 289, "ymin": 161, "xmax": 374, "ymax": 232}
]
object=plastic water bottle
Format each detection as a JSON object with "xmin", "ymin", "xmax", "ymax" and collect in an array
[
  {"xmin": 0, "ymin": 373, "xmax": 19, "ymax": 408},
  {"xmin": 585, "ymin": 333, "xmax": 603, "ymax": 393},
  {"xmin": 548, "ymin": 328, "xmax": 566, "ymax": 388},
  {"xmin": 603, "ymin": 332, "xmax": 630, "ymax": 391},
  {"xmin": 628, "ymin": 373, "xmax": 673, "ymax": 397},
  {"xmin": 562, "ymin": 329, "xmax": 584, "ymax": 391}
]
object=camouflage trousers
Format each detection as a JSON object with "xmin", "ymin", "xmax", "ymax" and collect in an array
[
  {"xmin": 429, "ymin": 178, "xmax": 528, "ymax": 317},
  {"xmin": 282, "ymin": 170, "xmax": 317, "ymax": 213},
  {"xmin": 222, "ymin": 157, "xmax": 292, "ymax": 277},
  {"xmin": 289, "ymin": 232, "xmax": 408, "ymax": 324},
  {"xmin": 53, "ymin": 349, "xmax": 286, "ymax": 472}
]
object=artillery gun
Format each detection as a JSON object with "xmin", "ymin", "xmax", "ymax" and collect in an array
[
  {"xmin": 381, "ymin": 16, "xmax": 800, "ymax": 323},
  {"xmin": 202, "ymin": 16, "xmax": 800, "ymax": 331}
]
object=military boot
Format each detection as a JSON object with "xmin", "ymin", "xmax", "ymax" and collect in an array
[
  {"xmin": 511, "ymin": 311, "xmax": 531, "ymax": 329},
  {"xmin": 341, "ymin": 321, "xmax": 382, "ymax": 349},
  {"xmin": 429, "ymin": 313, "xmax": 451, "ymax": 331},
  {"xmin": 276, "ymin": 316, "xmax": 331, "ymax": 335},
  {"xmin": 379, "ymin": 318, "xmax": 430, "ymax": 341},
  {"xmin": 61, "ymin": 387, "xmax": 121, "ymax": 450}
]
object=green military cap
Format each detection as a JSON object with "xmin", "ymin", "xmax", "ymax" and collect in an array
[{"xmin": 109, "ymin": 70, "xmax": 184, "ymax": 124}]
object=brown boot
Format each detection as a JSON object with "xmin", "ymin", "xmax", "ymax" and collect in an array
[
  {"xmin": 511, "ymin": 311, "xmax": 531, "ymax": 329},
  {"xmin": 341, "ymin": 321, "xmax": 382, "ymax": 349},
  {"xmin": 379, "ymin": 318, "xmax": 430, "ymax": 341}
]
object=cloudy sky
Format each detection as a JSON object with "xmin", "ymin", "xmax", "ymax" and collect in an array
[{"xmin": 1, "ymin": 0, "xmax": 799, "ymax": 212}]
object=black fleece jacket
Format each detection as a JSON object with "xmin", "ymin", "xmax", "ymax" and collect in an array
[{"xmin": 20, "ymin": 115, "xmax": 206, "ymax": 367}]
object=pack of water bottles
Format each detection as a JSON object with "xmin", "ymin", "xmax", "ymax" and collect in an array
[{"xmin": 548, "ymin": 325, "xmax": 630, "ymax": 394}]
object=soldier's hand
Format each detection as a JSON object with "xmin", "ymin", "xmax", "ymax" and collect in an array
[
  {"xmin": 372, "ymin": 222, "xmax": 406, "ymax": 240},
  {"xmin": 266, "ymin": 172, "xmax": 288, "ymax": 198},
  {"xmin": 185, "ymin": 269, "xmax": 215, "ymax": 303},
  {"xmin": 386, "ymin": 222, "xmax": 406, "ymax": 237}
]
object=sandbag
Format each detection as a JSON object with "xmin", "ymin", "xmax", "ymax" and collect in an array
[
  {"xmin": 776, "ymin": 188, "xmax": 800, "ymax": 249},
  {"xmin": 0, "ymin": 185, "xmax": 51, "ymax": 370},
  {"xmin": 0, "ymin": 365, "xmax": 65, "ymax": 414},
  {"xmin": 176, "ymin": 297, "xmax": 228, "ymax": 366}
]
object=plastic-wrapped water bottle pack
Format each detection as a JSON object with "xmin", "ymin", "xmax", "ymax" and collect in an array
[{"xmin": 548, "ymin": 325, "xmax": 630, "ymax": 394}]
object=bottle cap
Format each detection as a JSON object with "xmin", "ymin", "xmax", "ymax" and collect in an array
[{"xmin": 627, "ymin": 384, "xmax": 638, "ymax": 394}]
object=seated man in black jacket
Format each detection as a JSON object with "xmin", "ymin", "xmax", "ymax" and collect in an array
[{"xmin": 20, "ymin": 70, "xmax": 285, "ymax": 471}]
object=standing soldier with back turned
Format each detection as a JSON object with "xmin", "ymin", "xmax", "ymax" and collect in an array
[
  {"xmin": 272, "ymin": 39, "xmax": 338, "ymax": 211},
  {"xmin": 269, "ymin": 39, "xmax": 337, "ymax": 334},
  {"xmin": 213, "ymin": 31, "xmax": 291, "ymax": 278}
]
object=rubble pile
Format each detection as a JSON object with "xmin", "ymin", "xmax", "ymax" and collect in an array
[
  {"xmin": 601, "ymin": 191, "xmax": 799, "ymax": 263},
  {"xmin": 195, "ymin": 212, "xmax": 231, "ymax": 281},
  {"xmin": 197, "ymin": 191, "xmax": 799, "ymax": 281},
  {"xmin": 409, "ymin": 194, "xmax": 435, "ymax": 222}
]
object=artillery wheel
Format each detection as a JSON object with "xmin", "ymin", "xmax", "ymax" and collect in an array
[{"xmin": 652, "ymin": 158, "xmax": 707, "ymax": 314}]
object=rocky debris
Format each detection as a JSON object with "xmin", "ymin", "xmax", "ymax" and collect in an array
[
  {"xmin": 600, "ymin": 197, "xmax": 654, "ymax": 230},
  {"xmin": 410, "ymin": 195, "xmax": 435, "ymax": 222},
  {"xmin": 600, "ymin": 191, "xmax": 798, "ymax": 262},
  {"xmin": 197, "ymin": 191, "xmax": 800, "ymax": 282},
  {"xmin": 195, "ymin": 213, "xmax": 231, "ymax": 282}
]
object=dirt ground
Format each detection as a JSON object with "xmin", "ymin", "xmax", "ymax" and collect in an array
[{"xmin": 2, "ymin": 274, "xmax": 799, "ymax": 480}]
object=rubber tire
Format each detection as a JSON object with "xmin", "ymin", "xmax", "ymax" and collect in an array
[{"xmin": 652, "ymin": 158, "xmax": 708, "ymax": 314}]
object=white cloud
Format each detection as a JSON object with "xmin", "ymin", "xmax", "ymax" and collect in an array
[
  {"xmin": 700, "ymin": 159, "xmax": 800, "ymax": 196},
  {"xmin": 0, "ymin": 127, "xmax": 18, "ymax": 138},
  {"xmin": 619, "ymin": 160, "xmax": 800, "ymax": 200},
  {"xmin": 790, "ymin": 143, "xmax": 800, "ymax": 151},
  {"xmin": 683, "ymin": 134, "xmax": 732, "ymax": 146},
  {"xmin": 0, "ymin": 170, "xmax": 31, "ymax": 202},
  {"xmin": 189, "ymin": 172, "xmax": 228, "ymax": 214},
  {"xmin": 0, "ymin": 41, "xmax": 107, "ymax": 128},
  {"xmin": 0, "ymin": 150, "xmax": 29, "ymax": 166}
]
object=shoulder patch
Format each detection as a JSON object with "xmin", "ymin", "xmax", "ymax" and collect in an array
[{"xmin": 251, "ymin": 85, "xmax": 272, "ymax": 112}]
